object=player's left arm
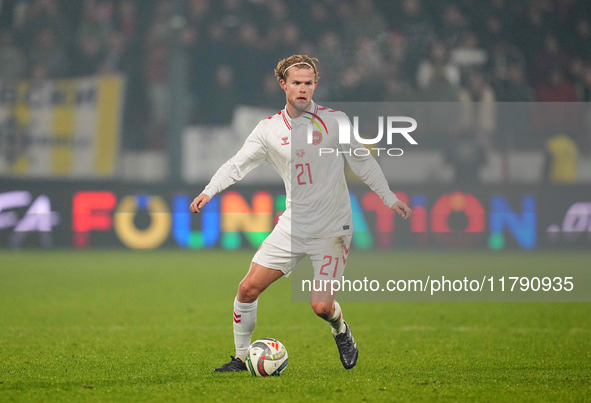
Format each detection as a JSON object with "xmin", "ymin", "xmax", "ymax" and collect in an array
[
  {"xmin": 340, "ymin": 136, "xmax": 412, "ymax": 220},
  {"xmin": 391, "ymin": 199, "xmax": 412, "ymax": 220}
]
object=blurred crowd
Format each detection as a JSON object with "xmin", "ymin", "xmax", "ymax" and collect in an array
[{"xmin": 1, "ymin": 0, "xmax": 590, "ymax": 154}]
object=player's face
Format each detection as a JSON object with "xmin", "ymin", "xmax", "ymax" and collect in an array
[{"xmin": 280, "ymin": 67, "xmax": 317, "ymax": 115}]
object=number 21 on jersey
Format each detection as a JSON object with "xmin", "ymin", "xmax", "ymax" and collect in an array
[{"xmin": 295, "ymin": 163, "xmax": 313, "ymax": 185}]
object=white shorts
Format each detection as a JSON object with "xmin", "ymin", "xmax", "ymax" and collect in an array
[{"xmin": 252, "ymin": 224, "xmax": 352, "ymax": 280}]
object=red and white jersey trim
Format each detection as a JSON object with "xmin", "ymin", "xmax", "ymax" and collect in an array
[{"xmin": 281, "ymin": 110, "xmax": 291, "ymax": 130}]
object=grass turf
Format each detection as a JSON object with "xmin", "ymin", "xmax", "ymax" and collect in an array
[{"xmin": 0, "ymin": 250, "xmax": 589, "ymax": 402}]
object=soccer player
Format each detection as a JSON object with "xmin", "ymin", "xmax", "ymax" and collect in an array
[{"xmin": 190, "ymin": 55, "xmax": 412, "ymax": 372}]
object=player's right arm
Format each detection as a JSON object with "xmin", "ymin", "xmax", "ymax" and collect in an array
[{"xmin": 190, "ymin": 125, "xmax": 267, "ymax": 213}]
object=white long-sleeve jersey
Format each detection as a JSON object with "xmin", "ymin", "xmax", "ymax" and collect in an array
[{"xmin": 202, "ymin": 101, "xmax": 398, "ymax": 238}]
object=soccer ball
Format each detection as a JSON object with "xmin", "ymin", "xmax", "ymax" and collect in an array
[{"xmin": 246, "ymin": 338, "xmax": 288, "ymax": 377}]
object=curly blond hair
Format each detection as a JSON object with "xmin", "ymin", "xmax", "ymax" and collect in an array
[{"xmin": 274, "ymin": 55, "xmax": 319, "ymax": 83}]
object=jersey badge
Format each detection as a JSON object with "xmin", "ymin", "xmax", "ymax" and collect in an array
[{"xmin": 312, "ymin": 130, "xmax": 322, "ymax": 145}]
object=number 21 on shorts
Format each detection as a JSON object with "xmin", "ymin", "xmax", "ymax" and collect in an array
[{"xmin": 319, "ymin": 256, "xmax": 339, "ymax": 278}]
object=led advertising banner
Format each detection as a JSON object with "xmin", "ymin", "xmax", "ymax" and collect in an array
[{"xmin": 0, "ymin": 182, "xmax": 589, "ymax": 250}]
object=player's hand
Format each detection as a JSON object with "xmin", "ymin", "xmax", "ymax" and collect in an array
[
  {"xmin": 190, "ymin": 194, "xmax": 211, "ymax": 213},
  {"xmin": 391, "ymin": 200, "xmax": 412, "ymax": 220}
]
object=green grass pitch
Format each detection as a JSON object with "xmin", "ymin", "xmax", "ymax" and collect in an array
[{"xmin": 1, "ymin": 250, "xmax": 589, "ymax": 402}]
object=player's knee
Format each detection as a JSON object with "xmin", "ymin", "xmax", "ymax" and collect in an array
[
  {"xmin": 311, "ymin": 301, "xmax": 333, "ymax": 319},
  {"xmin": 237, "ymin": 280, "xmax": 261, "ymax": 303}
]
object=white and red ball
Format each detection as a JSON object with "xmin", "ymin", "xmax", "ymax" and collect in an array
[{"xmin": 246, "ymin": 338, "xmax": 288, "ymax": 377}]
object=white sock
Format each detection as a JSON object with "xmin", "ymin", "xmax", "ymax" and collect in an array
[
  {"xmin": 327, "ymin": 301, "xmax": 346, "ymax": 335},
  {"xmin": 233, "ymin": 297, "xmax": 258, "ymax": 361}
]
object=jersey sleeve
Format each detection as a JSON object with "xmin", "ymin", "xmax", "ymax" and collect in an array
[
  {"xmin": 338, "ymin": 117, "xmax": 399, "ymax": 208},
  {"xmin": 202, "ymin": 123, "xmax": 267, "ymax": 197}
]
